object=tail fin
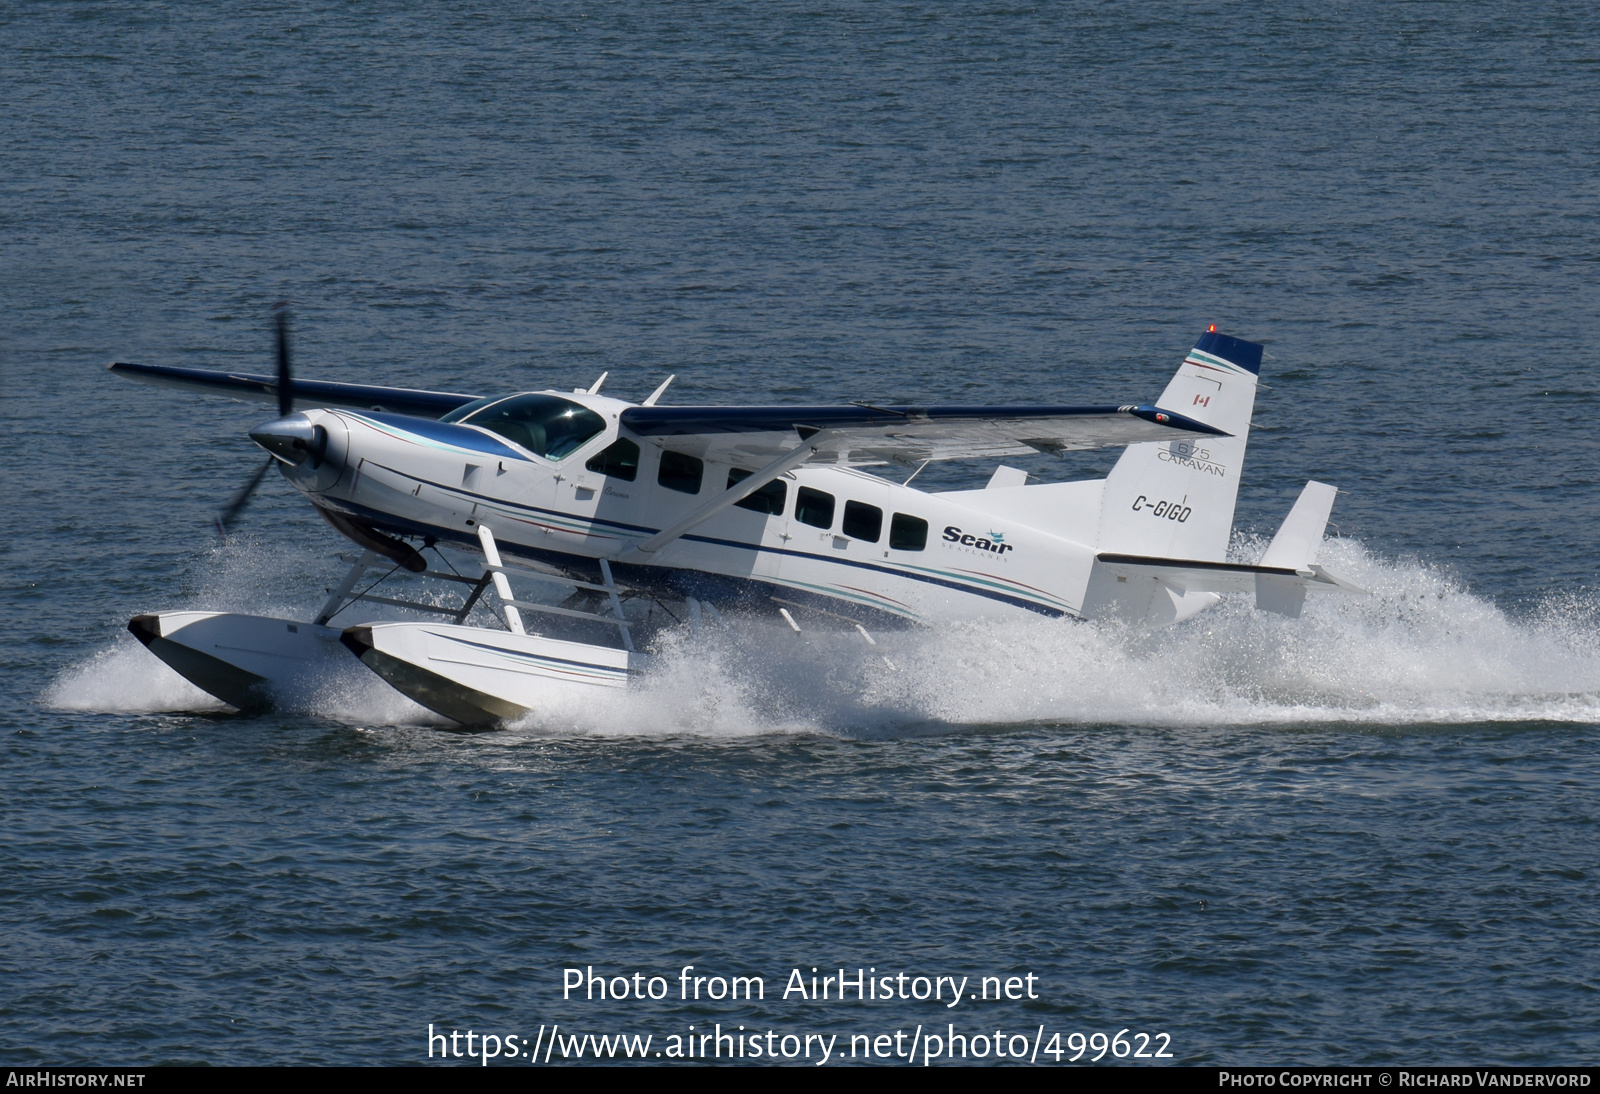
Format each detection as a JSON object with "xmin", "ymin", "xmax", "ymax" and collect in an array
[{"xmin": 1096, "ymin": 330, "xmax": 1262, "ymax": 562}]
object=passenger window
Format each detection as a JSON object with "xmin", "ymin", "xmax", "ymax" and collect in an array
[
  {"xmin": 842, "ymin": 501, "xmax": 883, "ymax": 542},
  {"xmin": 727, "ymin": 468, "xmax": 787, "ymax": 515},
  {"xmin": 795, "ymin": 487, "xmax": 835, "ymax": 529},
  {"xmin": 889, "ymin": 513, "xmax": 928, "ymax": 551},
  {"xmin": 657, "ymin": 450, "xmax": 704, "ymax": 494},
  {"xmin": 586, "ymin": 438, "xmax": 640, "ymax": 481}
]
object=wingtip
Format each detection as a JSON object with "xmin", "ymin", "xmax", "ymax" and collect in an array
[{"xmin": 1135, "ymin": 404, "xmax": 1233, "ymax": 437}]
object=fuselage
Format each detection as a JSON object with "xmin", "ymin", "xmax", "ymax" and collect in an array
[{"xmin": 264, "ymin": 390, "xmax": 1105, "ymax": 628}]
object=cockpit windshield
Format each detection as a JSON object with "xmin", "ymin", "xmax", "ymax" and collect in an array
[
  {"xmin": 438, "ymin": 395, "xmax": 500, "ymax": 422},
  {"xmin": 440, "ymin": 393, "xmax": 606, "ymax": 461}
]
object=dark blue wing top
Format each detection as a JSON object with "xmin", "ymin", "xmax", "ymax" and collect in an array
[
  {"xmin": 110, "ymin": 361, "xmax": 1225, "ymax": 465},
  {"xmin": 620, "ymin": 402, "xmax": 1226, "ymax": 464},
  {"xmin": 107, "ymin": 361, "xmax": 482, "ymax": 419},
  {"xmin": 622, "ymin": 403, "xmax": 1225, "ymax": 436}
]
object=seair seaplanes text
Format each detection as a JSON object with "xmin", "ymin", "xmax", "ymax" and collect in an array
[{"xmin": 941, "ymin": 527, "xmax": 1015, "ymax": 554}]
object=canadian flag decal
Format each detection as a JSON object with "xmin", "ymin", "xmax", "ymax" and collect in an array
[{"xmin": 1193, "ymin": 394, "xmax": 1211, "ymax": 407}]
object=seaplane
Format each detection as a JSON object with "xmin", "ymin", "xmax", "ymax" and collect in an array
[{"xmin": 112, "ymin": 310, "xmax": 1361, "ymax": 727}]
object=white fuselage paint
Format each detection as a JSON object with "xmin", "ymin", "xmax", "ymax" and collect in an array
[{"xmin": 281, "ymin": 393, "xmax": 1104, "ymax": 627}]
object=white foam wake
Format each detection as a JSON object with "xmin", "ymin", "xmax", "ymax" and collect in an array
[
  {"xmin": 504, "ymin": 537, "xmax": 1600, "ymax": 737},
  {"xmin": 40, "ymin": 537, "xmax": 456, "ymax": 722},
  {"xmin": 45, "ymin": 640, "xmax": 231, "ymax": 713},
  {"xmin": 42, "ymin": 537, "xmax": 1600, "ymax": 734}
]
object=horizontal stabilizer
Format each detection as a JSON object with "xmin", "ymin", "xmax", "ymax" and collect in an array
[
  {"xmin": 1088, "ymin": 479, "xmax": 1358, "ymax": 619},
  {"xmin": 1093, "ymin": 553, "xmax": 1355, "ymax": 593},
  {"xmin": 1093, "ymin": 553, "xmax": 1363, "ymax": 618},
  {"xmin": 108, "ymin": 362, "xmax": 481, "ymax": 419}
]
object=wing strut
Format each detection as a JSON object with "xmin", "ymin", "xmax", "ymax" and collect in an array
[{"xmin": 619, "ymin": 431, "xmax": 833, "ymax": 560}]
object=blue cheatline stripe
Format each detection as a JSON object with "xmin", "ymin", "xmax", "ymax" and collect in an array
[
  {"xmin": 356, "ymin": 463, "xmax": 659, "ymax": 535},
  {"xmin": 332, "ymin": 495, "xmax": 1071, "ymax": 620},
  {"xmin": 328, "ymin": 480, "xmax": 1072, "ymax": 619},
  {"xmin": 676, "ymin": 533, "xmax": 1068, "ymax": 618},
  {"xmin": 430, "ymin": 632, "xmax": 627, "ymax": 674}
]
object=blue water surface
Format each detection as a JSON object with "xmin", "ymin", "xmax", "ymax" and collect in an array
[{"xmin": 2, "ymin": 1, "xmax": 1598, "ymax": 1067}]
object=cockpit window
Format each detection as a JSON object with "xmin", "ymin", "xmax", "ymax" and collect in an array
[
  {"xmin": 443, "ymin": 394, "xmax": 606, "ymax": 461},
  {"xmin": 439, "ymin": 395, "xmax": 501, "ymax": 423}
]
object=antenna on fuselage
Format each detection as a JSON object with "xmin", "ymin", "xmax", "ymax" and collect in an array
[
  {"xmin": 641, "ymin": 374, "xmax": 675, "ymax": 407},
  {"xmin": 586, "ymin": 371, "xmax": 608, "ymax": 395}
]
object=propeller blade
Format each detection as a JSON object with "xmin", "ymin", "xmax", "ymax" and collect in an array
[
  {"xmin": 274, "ymin": 303, "xmax": 293, "ymax": 417},
  {"xmin": 213, "ymin": 306, "xmax": 295, "ymax": 537},
  {"xmin": 215, "ymin": 455, "xmax": 275, "ymax": 538}
]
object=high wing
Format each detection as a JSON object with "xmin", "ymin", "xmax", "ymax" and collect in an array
[
  {"xmin": 620, "ymin": 402, "xmax": 1228, "ymax": 467},
  {"xmin": 108, "ymin": 361, "xmax": 480, "ymax": 419},
  {"xmin": 110, "ymin": 363, "xmax": 1227, "ymax": 462}
]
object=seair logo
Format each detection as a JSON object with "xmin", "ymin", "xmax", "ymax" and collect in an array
[{"xmin": 942, "ymin": 526, "xmax": 1014, "ymax": 555}]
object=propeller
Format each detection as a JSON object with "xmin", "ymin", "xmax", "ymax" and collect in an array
[
  {"xmin": 215, "ymin": 304, "xmax": 294, "ymax": 537},
  {"xmin": 214, "ymin": 458, "xmax": 274, "ymax": 536},
  {"xmin": 274, "ymin": 304, "xmax": 293, "ymax": 417}
]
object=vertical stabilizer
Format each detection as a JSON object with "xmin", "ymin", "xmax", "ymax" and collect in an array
[
  {"xmin": 1096, "ymin": 330, "xmax": 1262, "ymax": 562},
  {"xmin": 1080, "ymin": 330, "xmax": 1263, "ymax": 625}
]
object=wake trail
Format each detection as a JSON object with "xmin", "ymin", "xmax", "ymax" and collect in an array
[{"xmin": 41, "ymin": 537, "xmax": 1600, "ymax": 734}]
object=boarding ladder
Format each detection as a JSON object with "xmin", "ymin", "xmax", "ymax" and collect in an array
[{"xmin": 475, "ymin": 525, "xmax": 634, "ymax": 652}]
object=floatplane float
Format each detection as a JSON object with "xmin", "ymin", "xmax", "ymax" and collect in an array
[{"xmin": 114, "ymin": 312, "xmax": 1361, "ymax": 727}]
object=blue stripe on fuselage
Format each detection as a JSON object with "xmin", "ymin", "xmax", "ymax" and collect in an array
[{"xmin": 323, "ymin": 474, "xmax": 1071, "ymax": 620}]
